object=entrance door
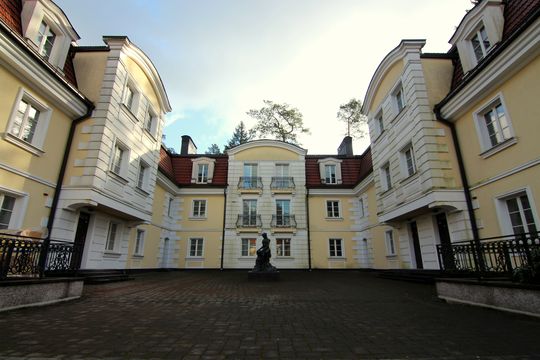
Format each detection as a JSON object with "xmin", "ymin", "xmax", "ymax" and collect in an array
[
  {"xmin": 409, "ymin": 221, "xmax": 423, "ymax": 269},
  {"xmin": 436, "ymin": 213, "xmax": 455, "ymax": 270},
  {"xmin": 71, "ymin": 212, "xmax": 90, "ymax": 269}
]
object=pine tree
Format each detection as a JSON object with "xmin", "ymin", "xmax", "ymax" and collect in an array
[
  {"xmin": 224, "ymin": 121, "xmax": 255, "ymax": 150},
  {"xmin": 205, "ymin": 144, "xmax": 222, "ymax": 155}
]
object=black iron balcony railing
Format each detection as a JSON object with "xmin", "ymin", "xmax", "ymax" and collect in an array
[
  {"xmin": 436, "ymin": 231, "xmax": 540, "ymax": 279},
  {"xmin": 270, "ymin": 177, "xmax": 295, "ymax": 190},
  {"xmin": 238, "ymin": 177, "xmax": 263, "ymax": 190},
  {"xmin": 271, "ymin": 215, "xmax": 297, "ymax": 228},
  {"xmin": 236, "ymin": 215, "xmax": 262, "ymax": 228},
  {"xmin": 0, "ymin": 233, "xmax": 81, "ymax": 280}
]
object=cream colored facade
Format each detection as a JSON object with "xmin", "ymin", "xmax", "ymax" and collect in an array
[{"xmin": 0, "ymin": 0, "xmax": 89, "ymax": 235}]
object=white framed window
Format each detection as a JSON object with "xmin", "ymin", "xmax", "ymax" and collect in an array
[
  {"xmin": 105, "ymin": 222, "xmax": 119, "ymax": 252},
  {"xmin": 358, "ymin": 198, "xmax": 365, "ymax": 218},
  {"xmin": 192, "ymin": 199, "xmax": 207, "ymax": 218},
  {"xmin": 276, "ymin": 238, "xmax": 291, "ymax": 257},
  {"xmin": 392, "ymin": 83, "xmax": 405, "ymax": 114},
  {"xmin": 381, "ymin": 163, "xmax": 392, "ymax": 192},
  {"xmin": 188, "ymin": 238, "xmax": 204, "ymax": 257},
  {"xmin": 326, "ymin": 200, "xmax": 340, "ymax": 218},
  {"xmin": 329, "ymin": 238, "xmax": 343, "ymax": 257},
  {"xmin": 375, "ymin": 110, "xmax": 384, "ymax": 137},
  {"xmin": 241, "ymin": 238, "xmax": 257, "ymax": 257},
  {"xmin": 6, "ymin": 89, "xmax": 51, "ymax": 154},
  {"xmin": 242, "ymin": 199, "xmax": 258, "ymax": 226},
  {"xmin": 110, "ymin": 141, "xmax": 129, "ymax": 178},
  {"xmin": 385, "ymin": 230, "xmax": 396, "ymax": 256},
  {"xmin": 470, "ymin": 24, "xmax": 491, "ymax": 63},
  {"xmin": 318, "ymin": 158, "xmax": 342, "ymax": 184},
  {"xmin": 144, "ymin": 106, "xmax": 157, "ymax": 136},
  {"xmin": 35, "ymin": 21, "xmax": 56, "ymax": 59},
  {"xmin": 197, "ymin": 164, "xmax": 209, "ymax": 183},
  {"xmin": 134, "ymin": 229, "xmax": 145, "ymax": 256},
  {"xmin": 400, "ymin": 144, "xmax": 416, "ymax": 178},
  {"xmin": 137, "ymin": 160, "xmax": 149, "ymax": 190},
  {"xmin": 275, "ymin": 164, "xmax": 289, "ymax": 177},
  {"xmin": 0, "ymin": 194, "xmax": 16, "ymax": 230},
  {"xmin": 325, "ymin": 164, "xmax": 337, "ymax": 184},
  {"xmin": 474, "ymin": 97, "xmax": 514, "ymax": 155},
  {"xmin": 496, "ymin": 190, "xmax": 538, "ymax": 236},
  {"xmin": 275, "ymin": 199, "xmax": 291, "ymax": 226},
  {"xmin": 123, "ymin": 81, "xmax": 140, "ymax": 117}
]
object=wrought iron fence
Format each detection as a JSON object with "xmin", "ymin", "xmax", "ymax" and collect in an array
[
  {"xmin": 271, "ymin": 214, "xmax": 297, "ymax": 228},
  {"xmin": 270, "ymin": 177, "xmax": 295, "ymax": 190},
  {"xmin": 0, "ymin": 233, "xmax": 81, "ymax": 280},
  {"xmin": 236, "ymin": 215, "xmax": 262, "ymax": 228},
  {"xmin": 436, "ymin": 231, "xmax": 540, "ymax": 278},
  {"xmin": 238, "ymin": 177, "xmax": 263, "ymax": 190}
]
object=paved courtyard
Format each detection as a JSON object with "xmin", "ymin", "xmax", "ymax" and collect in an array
[{"xmin": 0, "ymin": 271, "xmax": 539, "ymax": 359}]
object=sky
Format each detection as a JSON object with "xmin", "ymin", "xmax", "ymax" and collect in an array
[{"xmin": 55, "ymin": 0, "xmax": 474, "ymax": 155}]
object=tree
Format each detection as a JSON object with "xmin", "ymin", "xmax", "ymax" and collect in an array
[
  {"xmin": 205, "ymin": 144, "xmax": 222, "ymax": 155},
  {"xmin": 337, "ymin": 98, "xmax": 367, "ymax": 139},
  {"xmin": 247, "ymin": 100, "xmax": 309, "ymax": 145},
  {"xmin": 224, "ymin": 121, "xmax": 255, "ymax": 151}
]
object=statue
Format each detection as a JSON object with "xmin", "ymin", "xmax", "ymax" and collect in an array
[{"xmin": 252, "ymin": 233, "xmax": 277, "ymax": 272}]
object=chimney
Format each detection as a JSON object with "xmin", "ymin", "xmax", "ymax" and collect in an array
[
  {"xmin": 181, "ymin": 135, "xmax": 197, "ymax": 155},
  {"xmin": 337, "ymin": 136, "xmax": 353, "ymax": 156}
]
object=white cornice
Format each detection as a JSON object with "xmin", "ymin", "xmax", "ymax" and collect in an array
[
  {"xmin": 0, "ymin": 28, "xmax": 88, "ymax": 116},
  {"xmin": 0, "ymin": 161, "xmax": 56, "ymax": 188},
  {"xmin": 104, "ymin": 36, "xmax": 171, "ymax": 113},
  {"xmin": 179, "ymin": 188, "xmax": 226, "ymax": 195},
  {"xmin": 448, "ymin": 0, "xmax": 502, "ymax": 45},
  {"xmin": 226, "ymin": 139, "xmax": 307, "ymax": 156},
  {"xmin": 441, "ymin": 19, "xmax": 540, "ymax": 119},
  {"xmin": 362, "ymin": 40, "xmax": 425, "ymax": 114},
  {"xmin": 157, "ymin": 171, "xmax": 180, "ymax": 195}
]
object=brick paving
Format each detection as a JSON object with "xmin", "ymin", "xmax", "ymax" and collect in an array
[{"xmin": 0, "ymin": 271, "xmax": 539, "ymax": 359}]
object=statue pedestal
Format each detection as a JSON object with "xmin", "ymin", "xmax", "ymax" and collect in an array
[{"xmin": 248, "ymin": 271, "xmax": 280, "ymax": 281}]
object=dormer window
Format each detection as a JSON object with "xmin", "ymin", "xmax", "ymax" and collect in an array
[
  {"xmin": 36, "ymin": 21, "xmax": 56, "ymax": 59},
  {"xmin": 191, "ymin": 157, "xmax": 216, "ymax": 184},
  {"xmin": 318, "ymin": 158, "xmax": 342, "ymax": 185},
  {"xmin": 471, "ymin": 24, "xmax": 491, "ymax": 62}
]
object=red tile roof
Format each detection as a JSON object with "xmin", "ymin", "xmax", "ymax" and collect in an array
[
  {"xmin": 0, "ymin": 0, "xmax": 22, "ymax": 35},
  {"xmin": 305, "ymin": 147, "xmax": 372, "ymax": 189},
  {"xmin": 158, "ymin": 147, "xmax": 229, "ymax": 187},
  {"xmin": 449, "ymin": 0, "xmax": 540, "ymax": 92}
]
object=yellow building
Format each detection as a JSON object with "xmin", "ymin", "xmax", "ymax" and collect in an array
[
  {"xmin": 0, "ymin": 0, "xmax": 91, "ymax": 235},
  {"xmin": 435, "ymin": 0, "xmax": 540, "ymax": 241}
]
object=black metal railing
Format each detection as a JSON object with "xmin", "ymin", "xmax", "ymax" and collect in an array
[
  {"xmin": 271, "ymin": 215, "xmax": 297, "ymax": 228},
  {"xmin": 0, "ymin": 233, "xmax": 81, "ymax": 280},
  {"xmin": 236, "ymin": 215, "xmax": 262, "ymax": 228},
  {"xmin": 238, "ymin": 177, "xmax": 263, "ymax": 190},
  {"xmin": 436, "ymin": 231, "xmax": 540, "ymax": 278},
  {"xmin": 270, "ymin": 177, "xmax": 295, "ymax": 190}
]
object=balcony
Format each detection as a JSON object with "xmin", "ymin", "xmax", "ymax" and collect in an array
[
  {"xmin": 271, "ymin": 215, "xmax": 297, "ymax": 233},
  {"xmin": 270, "ymin": 177, "xmax": 295, "ymax": 194},
  {"xmin": 236, "ymin": 215, "xmax": 262, "ymax": 231},
  {"xmin": 238, "ymin": 177, "xmax": 263, "ymax": 193}
]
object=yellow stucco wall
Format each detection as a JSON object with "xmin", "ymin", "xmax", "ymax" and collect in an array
[
  {"xmin": 421, "ymin": 58, "xmax": 454, "ymax": 109},
  {"xmin": 121, "ymin": 54, "xmax": 160, "ymax": 112},
  {"xmin": 233, "ymin": 146, "xmax": 300, "ymax": 161},
  {"xmin": 73, "ymin": 51, "xmax": 108, "ymax": 103},
  {"xmin": 368, "ymin": 59, "xmax": 404, "ymax": 114},
  {"xmin": 454, "ymin": 56, "xmax": 540, "ymax": 187}
]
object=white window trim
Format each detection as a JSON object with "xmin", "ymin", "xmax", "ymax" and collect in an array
[
  {"xmin": 191, "ymin": 199, "xmax": 208, "ymax": 219},
  {"xmin": 494, "ymin": 187, "xmax": 539, "ymax": 236},
  {"xmin": 399, "ymin": 143, "xmax": 417, "ymax": 179},
  {"xmin": 167, "ymin": 196, "xmax": 174, "ymax": 218},
  {"xmin": 105, "ymin": 221, "xmax": 121, "ymax": 253},
  {"xmin": 5, "ymin": 88, "xmax": 52, "ymax": 156},
  {"xmin": 187, "ymin": 237, "xmax": 204, "ymax": 258},
  {"xmin": 328, "ymin": 238, "xmax": 344, "ymax": 258},
  {"xmin": 122, "ymin": 79, "xmax": 141, "ymax": 120},
  {"xmin": 391, "ymin": 81, "xmax": 406, "ymax": 118},
  {"xmin": 317, "ymin": 158, "xmax": 343, "ymax": 185},
  {"xmin": 109, "ymin": 139, "xmax": 130, "ymax": 181},
  {"xmin": 473, "ymin": 93, "xmax": 516, "ymax": 158},
  {"xmin": 325, "ymin": 200, "xmax": 342, "ymax": 219},
  {"xmin": 380, "ymin": 162, "xmax": 392, "ymax": 192},
  {"xmin": 191, "ymin": 157, "xmax": 216, "ymax": 184},
  {"xmin": 241, "ymin": 238, "xmax": 257, "ymax": 257},
  {"xmin": 134, "ymin": 229, "xmax": 145, "ymax": 256},
  {"xmin": 0, "ymin": 186, "xmax": 28, "ymax": 230},
  {"xmin": 136, "ymin": 159, "xmax": 150, "ymax": 192},
  {"xmin": 275, "ymin": 238, "xmax": 292, "ymax": 257},
  {"xmin": 385, "ymin": 230, "xmax": 396, "ymax": 256},
  {"xmin": 375, "ymin": 109, "xmax": 384, "ymax": 139},
  {"xmin": 358, "ymin": 197, "xmax": 365, "ymax": 218}
]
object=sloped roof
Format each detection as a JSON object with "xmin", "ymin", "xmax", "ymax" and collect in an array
[{"xmin": 305, "ymin": 147, "xmax": 372, "ymax": 189}]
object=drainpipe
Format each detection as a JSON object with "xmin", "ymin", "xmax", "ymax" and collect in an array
[
  {"xmin": 220, "ymin": 187, "xmax": 227, "ymax": 270},
  {"xmin": 434, "ymin": 107, "xmax": 485, "ymax": 272},
  {"xmin": 39, "ymin": 103, "xmax": 95, "ymax": 276},
  {"xmin": 305, "ymin": 188, "xmax": 312, "ymax": 271}
]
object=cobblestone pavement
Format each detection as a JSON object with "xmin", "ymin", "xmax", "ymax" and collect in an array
[{"xmin": 0, "ymin": 271, "xmax": 539, "ymax": 359}]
